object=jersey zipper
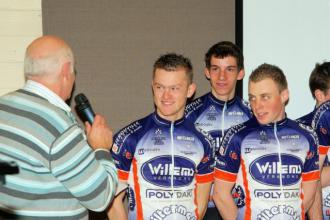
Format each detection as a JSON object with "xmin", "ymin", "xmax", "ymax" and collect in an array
[
  {"xmin": 274, "ymin": 122, "xmax": 284, "ymax": 220},
  {"xmin": 170, "ymin": 122, "xmax": 175, "ymax": 220},
  {"xmin": 220, "ymin": 101, "xmax": 227, "ymax": 143}
]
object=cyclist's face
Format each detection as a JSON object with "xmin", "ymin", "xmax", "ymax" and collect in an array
[
  {"xmin": 205, "ymin": 56, "xmax": 244, "ymax": 101},
  {"xmin": 152, "ymin": 68, "xmax": 195, "ymax": 122},
  {"xmin": 248, "ymin": 78, "xmax": 288, "ymax": 125}
]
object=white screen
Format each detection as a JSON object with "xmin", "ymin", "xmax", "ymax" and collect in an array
[{"xmin": 243, "ymin": 0, "xmax": 330, "ymax": 119}]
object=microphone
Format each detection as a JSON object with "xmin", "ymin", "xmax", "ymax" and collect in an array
[{"xmin": 74, "ymin": 93, "xmax": 95, "ymax": 124}]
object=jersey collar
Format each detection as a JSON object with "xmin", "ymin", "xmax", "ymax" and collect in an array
[
  {"xmin": 208, "ymin": 92, "xmax": 237, "ymax": 106},
  {"xmin": 153, "ymin": 112, "xmax": 185, "ymax": 126},
  {"xmin": 259, "ymin": 116, "xmax": 288, "ymax": 127}
]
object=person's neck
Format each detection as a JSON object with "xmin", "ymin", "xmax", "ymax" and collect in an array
[
  {"xmin": 316, "ymin": 101, "xmax": 322, "ymax": 108},
  {"xmin": 211, "ymin": 91, "xmax": 235, "ymax": 102},
  {"xmin": 28, "ymin": 77, "xmax": 64, "ymax": 100}
]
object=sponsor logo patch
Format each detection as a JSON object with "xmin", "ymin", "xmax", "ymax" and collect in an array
[
  {"xmin": 254, "ymin": 188, "xmax": 300, "ymax": 200},
  {"xmin": 141, "ymin": 155, "xmax": 195, "ymax": 187},
  {"xmin": 112, "ymin": 144, "xmax": 119, "ymax": 154},
  {"xmin": 280, "ymin": 134, "xmax": 300, "ymax": 140},
  {"xmin": 124, "ymin": 150, "xmax": 133, "ymax": 159},
  {"xmin": 228, "ymin": 111, "xmax": 244, "ymax": 116},
  {"xmin": 128, "ymin": 187, "xmax": 135, "ymax": 211},
  {"xmin": 146, "ymin": 189, "xmax": 193, "ymax": 199},
  {"xmin": 177, "ymin": 135, "xmax": 194, "ymax": 142},
  {"xmin": 257, "ymin": 205, "xmax": 300, "ymax": 220},
  {"xmin": 229, "ymin": 151, "xmax": 238, "ymax": 160},
  {"xmin": 259, "ymin": 130, "xmax": 270, "ymax": 144},
  {"xmin": 215, "ymin": 157, "xmax": 226, "ymax": 168},
  {"xmin": 152, "ymin": 128, "xmax": 166, "ymax": 145},
  {"xmin": 321, "ymin": 127, "xmax": 328, "ymax": 135},
  {"xmin": 149, "ymin": 205, "xmax": 196, "ymax": 220},
  {"xmin": 249, "ymin": 154, "xmax": 302, "ymax": 186},
  {"xmin": 138, "ymin": 148, "xmax": 160, "ymax": 155},
  {"xmin": 244, "ymin": 146, "xmax": 267, "ymax": 154}
]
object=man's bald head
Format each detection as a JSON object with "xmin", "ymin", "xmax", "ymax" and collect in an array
[{"xmin": 24, "ymin": 35, "xmax": 74, "ymax": 81}]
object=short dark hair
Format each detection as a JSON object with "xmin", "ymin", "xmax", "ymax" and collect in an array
[
  {"xmin": 309, "ymin": 62, "xmax": 330, "ymax": 99},
  {"xmin": 153, "ymin": 53, "xmax": 193, "ymax": 84},
  {"xmin": 204, "ymin": 41, "xmax": 244, "ymax": 71},
  {"xmin": 249, "ymin": 63, "xmax": 288, "ymax": 92}
]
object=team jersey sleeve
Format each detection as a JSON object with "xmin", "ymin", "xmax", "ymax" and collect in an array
[
  {"xmin": 195, "ymin": 135, "xmax": 214, "ymax": 184},
  {"xmin": 314, "ymin": 110, "xmax": 330, "ymax": 155},
  {"xmin": 214, "ymin": 128, "xmax": 241, "ymax": 182},
  {"xmin": 111, "ymin": 130, "xmax": 136, "ymax": 182},
  {"xmin": 302, "ymin": 132, "xmax": 320, "ymax": 182}
]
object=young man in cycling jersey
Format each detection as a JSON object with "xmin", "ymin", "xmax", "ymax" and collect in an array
[
  {"xmin": 297, "ymin": 62, "xmax": 330, "ymax": 219},
  {"xmin": 108, "ymin": 53, "xmax": 214, "ymax": 220},
  {"xmin": 185, "ymin": 41, "xmax": 252, "ymax": 220},
  {"xmin": 213, "ymin": 63, "xmax": 320, "ymax": 219},
  {"xmin": 297, "ymin": 62, "xmax": 330, "ymax": 126}
]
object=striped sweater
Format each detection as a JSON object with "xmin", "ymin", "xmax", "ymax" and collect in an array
[{"xmin": 0, "ymin": 89, "xmax": 117, "ymax": 219}]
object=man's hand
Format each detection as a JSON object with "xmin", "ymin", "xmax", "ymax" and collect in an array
[{"xmin": 85, "ymin": 114, "xmax": 113, "ymax": 150}]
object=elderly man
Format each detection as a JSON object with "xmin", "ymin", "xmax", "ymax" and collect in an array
[{"xmin": 0, "ymin": 35, "xmax": 117, "ymax": 219}]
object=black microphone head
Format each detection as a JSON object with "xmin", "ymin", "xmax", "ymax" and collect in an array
[
  {"xmin": 74, "ymin": 93, "xmax": 91, "ymax": 111},
  {"xmin": 75, "ymin": 93, "xmax": 89, "ymax": 105},
  {"xmin": 74, "ymin": 93, "xmax": 95, "ymax": 124}
]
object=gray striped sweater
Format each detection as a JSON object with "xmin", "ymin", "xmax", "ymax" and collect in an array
[{"xmin": 0, "ymin": 89, "xmax": 117, "ymax": 219}]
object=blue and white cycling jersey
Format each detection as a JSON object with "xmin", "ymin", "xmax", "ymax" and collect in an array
[
  {"xmin": 186, "ymin": 93, "xmax": 252, "ymax": 154},
  {"xmin": 185, "ymin": 93, "xmax": 252, "ymax": 208},
  {"xmin": 296, "ymin": 109, "xmax": 316, "ymax": 127},
  {"xmin": 309, "ymin": 101, "xmax": 330, "ymax": 219},
  {"xmin": 111, "ymin": 113, "xmax": 214, "ymax": 220},
  {"xmin": 312, "ymin": 101, "xmax": 330, "ymax": 156},
  {"xmin": 215, "ymin": 117, "xmax": 319, "ymax": 220}
]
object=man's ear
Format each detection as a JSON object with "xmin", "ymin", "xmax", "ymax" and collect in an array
[
  {"xmin": 151, "ymin": 80, "xmax": 155, "ymax": 94},
  {"xmin": 204, "ymin": 68, "xmax": 211, "ymax": 80},
  {"xmin": 237, "ymin": 69, "xmax": 245, "ymax": 80},
  {"xmin": 60, "ymin": 61, "xmax": 71, "ymax": 80},
  {"xmin": 187, "ymin": 83, "xmax": 196, "ymax": 98},
  {"xmin": 281, "ymin": 89, "xmax": 289, "ymax": 104},
  {"xmin": 315, "ymin": 89, "xmax": 326, "ymax": 103}
]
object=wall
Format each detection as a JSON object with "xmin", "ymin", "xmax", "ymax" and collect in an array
[
  {"xmin": 42, "ymin": 0, "xmax": 236, "ymax": 132},
  {"xmin": 0, "ymin": 0, "xmax": 42, "ymax": 95},
  {"xmin": 243, "ymin": 0, "xmax": 330, "ymax": 119}
]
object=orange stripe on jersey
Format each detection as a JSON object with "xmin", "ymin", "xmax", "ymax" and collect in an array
[
  {"xmin": 195, "ymin": 172, "xmax": 213, "ymax": 183},
  {"xmin": 300, "ymin": 182, "xmax": 305, "ymax": 220},
  {"xmin": 118, "ymin": 170, "xmax": 129, "ymax": 181},
  {"xmin": 319, "ymin": 145, "xmax": 329, "ymax": 155},
  {"xmin": 132, "ymin": 158, "xmax": 143, "ymax": 220},
  {"xmin": 194, "ymin": 182, "xmax": 199, "ymax": 219},
  {"xmin": 241, "ymin": 158, "xmax": 251, "ymax": 220},
  {"xmin": 214, "ymin": 168, "xmax": 237, "ymax": 182},
  {"xmin": 302, "ymin": 170, "xmax": 320, "ymax": 181}
]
